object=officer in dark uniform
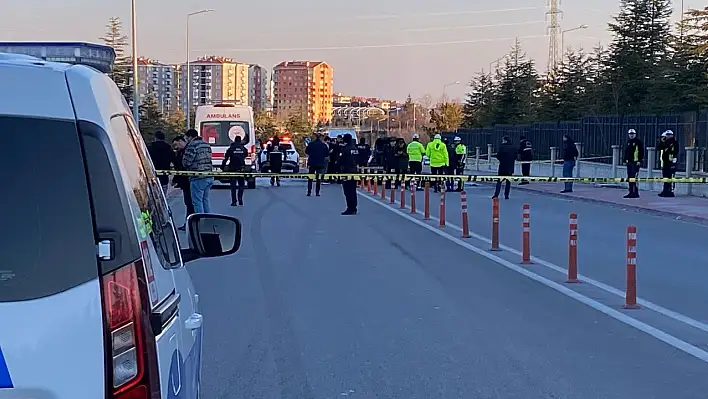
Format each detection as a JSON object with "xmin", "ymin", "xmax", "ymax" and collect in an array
[
  {"xmin": 221, "ymin": 135, "xmax": 248, "ymax": 206},
  {"xmin": 657, "ymin": 130, "xmax": 678, "ymax": 197},
  {"xmin": 339, "ymin": 133, "xmax": 359, "ymax": 215},
  {"xmin": 356, "ymin": 137, "xmax": 372, "ymax": 168},
  {"xmin": 266, "ymin": 136, "xmax": 283, "ymax": 187}
]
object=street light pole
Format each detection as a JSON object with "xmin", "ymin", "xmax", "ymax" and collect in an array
[
  {"xmin": 186, "ymin": 9, "xmax": 214, "ymax": 129},
  {"xmin": 131, "ymin": 0, "xmax": 139, "ymax": 125},
  {"xmin": 561, "ymin": 24, "xmax": 589, "ymax": 55}
]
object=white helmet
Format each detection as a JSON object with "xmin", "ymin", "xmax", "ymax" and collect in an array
[
  {"xmin": 434, "ymin": 134, "xmax": 442, "ymax": 140},
  {"xmin": 662, "ymin": 130, "xmax": 674, "ymax": 137},
  {"xmin": 412, "ymin": 133, "xmax": 420, "ymax": 139},
  {"xmin": 454, "ymin": 136, "xmax": 461, "ymax": 141},
  {"xmin": 628, "ymin": 128, "xmax": 636, "ymax": 134}
]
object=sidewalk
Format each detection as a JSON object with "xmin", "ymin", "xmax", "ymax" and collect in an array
[{"xmin": 466, "ymin": 170, "xmax": 708, "ymax": 224}]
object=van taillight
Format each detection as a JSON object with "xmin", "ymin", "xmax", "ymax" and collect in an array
[
  {"xmin": 102, "ymin": 260, "xmax": 159, "ymax": 398},
  {"xmin": 249, "ymin": 145, "xmax": 255, "ymax": 154}
]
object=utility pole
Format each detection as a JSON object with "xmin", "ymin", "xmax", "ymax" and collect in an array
[{"xmin": 546, "ymin": 0, "xmax": 562, "ymax": 72}]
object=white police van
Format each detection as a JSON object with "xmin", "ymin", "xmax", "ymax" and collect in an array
[{"xmin": 0, "ymin": 53, "xmax": 241, "ymax": 398}]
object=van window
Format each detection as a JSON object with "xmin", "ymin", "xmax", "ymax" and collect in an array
[
  {"xmin": 200, "ymin": 120, "xmax": 251, "ymax": 146},
  {"xmin": 110, "ymin": 115, "xmax": 181, "ymax": 269},
  {"xmin": 0, "ymin": 116, "xmax": 98, "ymax": 302}
]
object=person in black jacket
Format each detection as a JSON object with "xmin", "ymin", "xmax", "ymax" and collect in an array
[
  {"xmin": 657, "ymin": 130, "xmax": 679, "ymax": 197},
  {"xmin": 383, "ymin": 139, "xmax": 397, "ymax": 189},
  {"xmin": 148, "ymin": 131, "xmax": 176, "ymax": 194},
  {"xmin": 446, "ymin": 138, "xmax": 457, "ymax": 191},
  {"xmin": 623, "ymin": 129, "xmax": 644, "ymax": 198},
  {"xmin": 393, "ymin": 138, "xmax": 408, "ymax": 189},
  {"xmin": 266, "ymin": 136, "xmax": 283, "ymax": 187},
  {"xmin": 171, "ymin": 135, "xmax": 193, "ymax": 231},
  {"xmin": 561, "ymin": 135, "xmax": 579, "ymax": 193},
  {"xmin": 306, "ymin": 132, "xmax": 329, "ymax": 196},
  {"xmin": 222, "ymin": 135, "xmax": 248, "ymax": 206},
  {"xmin": 493, "ymin": 136, "xmax": 516, "ymax": 199},
  {"xmin": 339, "ymin": 134, "xmax": 359, "ymax": 215},
  {"xmin": 356, "ymin": 137, "xmax": 372, "ymax": 167},
  {"xmin": 518, "ymin": 136, "xmax": 533, "ymax": 184}
]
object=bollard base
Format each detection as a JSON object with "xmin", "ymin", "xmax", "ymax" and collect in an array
[
  {"xmin": 521, "ymin": 260, "xmax": 534, "ymax": 265},
  {"xmin": 623, "ymin": 303, "xmax": 640, "ymax": 309},
  {"xmin": 490, "ymin": 248, "xmax": 501, "ymax": 252},
  {"xmin": 565, "ymin": 278, "xmax": 580, "ymax": 284},
  {"xmin": 462, "ymin": 233, "xmax": 471, "ymax": 238}
]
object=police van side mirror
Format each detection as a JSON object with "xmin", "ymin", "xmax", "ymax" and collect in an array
[{"xmin": 181, "ymin": 214, "xmax": 242, "ymax": 263}]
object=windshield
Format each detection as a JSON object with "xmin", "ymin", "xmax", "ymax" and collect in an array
[{"xmin": 200, "ymin": 120, "xmax": 251, "ymax": 146}]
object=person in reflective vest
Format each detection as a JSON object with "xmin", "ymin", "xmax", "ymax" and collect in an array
[
  {"xmin": 407, "ymin": 134, "xmax": 425, "ymax": 191},
  {"xmin": 623, "ymin": 129, "xmax": 644, "ymax": 199},
  {"xmin": 425, "ymin": 134, "xmax": 449, "ymax": 193},
  {"xmin": 657, "ymin": 130, "xmax": 678, "ymax": 197},
  {"xmin": 453, "ymin": 136, "xmax": 467, "ymax": 191}
]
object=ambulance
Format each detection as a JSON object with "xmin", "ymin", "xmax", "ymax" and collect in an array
[{"xmin": 194, "ymin": 103, "xmax": 257, "ymax": 188}]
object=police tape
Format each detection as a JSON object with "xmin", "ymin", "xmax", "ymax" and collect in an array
[{"xmin": 155, "ymin": 170, "xmax": 708, "ymax": 184}]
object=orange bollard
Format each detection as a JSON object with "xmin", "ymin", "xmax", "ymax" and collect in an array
[
  {"xmin": 439, "ymin": 186, "xmax": 446, "ymax": 227},
  {"xmin": 381, "ymin": 179, "xmax": 386, "ymax": 200},
  {"xmin": 521, "ymin": 204, "xmax": 532, "ymax": 264},
  {"xmin": 390, "ymin": 184, "xmax": 395, "ymax": 204},
  {"xmin": 624, "ymin": 226, "xmax": 639, "ymax": 309},
  {"xmin": 366, "ymin": 178, "xmax": 371, "ymax": 192},
  {"xmin": 491, "ymin": 198, "xmax": 500, "ymax": 251},
  {"xmin": 566, "ymin": 213, "xmax": 579, "ymax": 283},
  {"xmin": 372, "ymin": 178, "xmax": 378, "ymax": 196},
  {"xmin": 410, "ymin": 182, "xmax": 417, "ymax": 213},
  {"xmin": 424, "ymin": 181, "xmax": 431, "ymax": 220},
  {"xmin": 400, "ymin": 185, "xmax": 406, "ymax": 209},
  {"xmin": 461, "ymin": 190, "xmax": 471, "ymax": 238}
]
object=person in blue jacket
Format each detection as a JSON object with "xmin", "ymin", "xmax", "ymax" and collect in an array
[{"xmin": 306, "ymin": 131, "xmax": 329, "ymax": 196}]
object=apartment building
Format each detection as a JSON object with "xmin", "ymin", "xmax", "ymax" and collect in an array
[
  {"xmin": 273, "ymin": 61, "xmax": 333, "ymax": 124},
  {"xmin": 248, "ymin": 64, "xmax": 270, "ymax": 113},
  {"xmin": 178, "ymin": 56, "xmax": 249, "ymax": 114},
  {"xmin": 135, "ymin": 57, "xmax": 176, "ymax": 113}
]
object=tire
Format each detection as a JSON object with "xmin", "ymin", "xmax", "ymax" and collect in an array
[
  {"xmin": 247, "ymin": 178, "xmax": 256, "ymax": 189},
  {"xmin": 294, "ymin": 165, "xmax": 300, "ymax": 173}
]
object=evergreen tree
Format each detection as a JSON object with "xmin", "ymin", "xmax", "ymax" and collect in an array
[
  {"xmin": 665, "ymin": 7, "xmax": 708, "ymax": 111},
  {"xmin": 463, "ymin": 72, "xmax": 498, "ymax": 127},
  {"xmin": 255, "ymin": 112, "xmax": 279, "ymax": 142},
  {"xmin": 101, "ymin": 17, "xmax": 133, "ymax": 105},
  {"xmin": 493, "ymin": 39, "xmax": 538, "ymax": 124},
  {"xmin": 540, "ymin": 50, "xmax": 592, "ymax": 121},
  {"xmin": 138, "ymin": 95, "xmax": 166, "ymax": 141},
  {"xmin": 605, "ymin": 0, "xmax": 673, "ymax": 114}
]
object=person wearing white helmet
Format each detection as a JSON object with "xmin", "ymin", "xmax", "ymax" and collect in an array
[
  {"xmin": 425, "ymin": 133, "xmax": 449, "ymax": 192},
  {"xmin": 657, "ymin": 129, "xmax": 678, "ymax": 197},
  {"xmin": 453, "ymin": 136, "xmax": 467, "ymax": 191},
  {"xmin": 407, "ymin": 133, "xmax": 426, "ymax": 185},
  {"xmin": 623, "ymin": 128, "xmax": 644, "ymax": 198}
]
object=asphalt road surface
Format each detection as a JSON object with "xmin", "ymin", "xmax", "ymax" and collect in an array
[{"xmin": 169, "ymin": 179, "xmax": 708, "ymax": 399}]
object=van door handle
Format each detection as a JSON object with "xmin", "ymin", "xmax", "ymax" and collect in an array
[
  {"xmin": 185, "ymin": 313, "xmax": 203, "ymax": 330},
  {"xmin": 151, "ymin": 292, "xmax": 180, "ymax": 335}
]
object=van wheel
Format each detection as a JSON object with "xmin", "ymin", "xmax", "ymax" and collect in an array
[
  {"xmin": 247, "ymin": 178, "xmax": 256, "ymax": 189},
  {"xmin": 294, "ymin": 165, "xmax": 300, "ymax": 173}
]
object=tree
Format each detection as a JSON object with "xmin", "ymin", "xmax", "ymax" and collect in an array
[
  {"xmin": 164, "ymin": 110, "xmax": 187, "ymax": 138},
  {"xmin": 428, "ymin": 102, "xmax": 463, "ymax": 133},
  {"xmin": 254, "ymin": 112, "xmax": 278, "ymax": 142},
  {"xmin": 536, "ymin": 50, "xmax": 592, "ymax": 121},
  {"xmin": 284, "ymin": 114, "xmax": 313, "ymax": 154},
  {"xmin": 463, "ymin": 72, "xmax": 497, "ymax": 127},
  {"xmin": 138, "ymin": 95, "xmax": 166, "ymax": 141},
  {"xmin": 493, "ymin": 39, "xmax": 538, "ymax": 124},
  {"xmin": 101, "ymin": 17, "xmax": 132, "ymax": 105}
]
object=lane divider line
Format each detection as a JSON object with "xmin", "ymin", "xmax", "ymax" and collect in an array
[
  {"xmin": 357, "ymin": 190, "xmax": 708, "ymax": 334},
  {"xmin": 357, "ymin": 191, "xmax": 708, "ymax": 364}
]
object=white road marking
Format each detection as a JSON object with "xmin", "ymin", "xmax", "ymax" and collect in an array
[{"xmin": 357, "ymin": 191, "xmax": 708, "ymax": 364}]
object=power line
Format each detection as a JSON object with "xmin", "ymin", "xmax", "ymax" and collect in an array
[
  {"xmin": 349, "ymin": 6, "xmax": 546, "ymax": 19},
  {"xmin": 258, "ymin": 20, "xmax": 547, "ymax": 38},
  {"xmin": 192, "ymin": 34, "xmax": 549, "ymax": 53}
]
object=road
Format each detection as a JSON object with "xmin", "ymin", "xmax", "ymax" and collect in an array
[{"xmin": 170, "ymin": 179, "xmax": 708, "ymax": 399}]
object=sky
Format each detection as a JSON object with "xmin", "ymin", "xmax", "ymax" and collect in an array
[{"xmin": 0, "ymin": 0, "xmax": 689, "ymax": 103}]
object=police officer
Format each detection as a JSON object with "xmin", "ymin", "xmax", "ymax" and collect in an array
[
  {"xmin": 623, "ymin": 129, "xmax": 644, "ymax": 198},
  {"xmin": 445, "ymin": 138, "xmax": 457, "ymax": 191},
  {"xmin": 222, "ymin": 135, "xmax": 248, "ymax": 206},
  {"xmin": 266, "ymin": 136, "xmax": 283, "ymax": 187},
  {"xmin": 425, "ymin": 134, "xmax": 449, "ymax": 193},
  {"xmin": 356, "ymin": 137, "xmax": 372, "ymax": 168},
  {"xmin": 518, "ymin": 136, "xmax": 533, "ymax": 184},
  {"xmin": 407, "ymin": 134, "xmax": 425, "ymax": 190},
  {"xmin": 383, "ymin": 138, "xmax": 397, "ymax": 189},
  {"xmin": 657, "ymin": 130, "xmax": 678, "ymax": 197},
  {"xmin": 339, "ymin": 133, "xmax": 359, "ymax": 215},
  {"xmin": 393, "ymin": 137, "xmax": 408, "ymax": 189},
  {"xmin": 453, "ymin": 136, "xmax": 467, "ymax": 191}
]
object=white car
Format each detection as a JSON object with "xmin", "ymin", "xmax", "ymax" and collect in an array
[
  {"xmin": 0, "ymin": 53, "xmax": 242, "ymax": 398},
  {"xmin": 258, "ymin": 137, "xmax": 300, "ymax": 173}
]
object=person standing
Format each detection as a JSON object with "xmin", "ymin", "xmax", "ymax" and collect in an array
[
  {"xmin": 172, "ymin": 135, "xmax": 194, "ymax": 231},
  {"xmin": 493, "ymin": 136, "xmax": 516, "ymax": 199},
  {"xmin": 222, "ymin": 135, "xmax": 248, "ymax": 206},
  {"xmin": 182, "ymin": 128, "xmax": 214, "ymax": 213},
  {"xmin": 393, "ymin": 138, "xmax": 408, "ymax": 189},
  {"xmin": 445, "ymin": 138, "xmax": 457, "ymax": 191},
  {"xmin": 356, "ymin": 137, "xmax": 371, "ymax": 168},
  {"xmin": 305, "ymin": 132, "xmax": 329, "ymax": 196},
  {"xmin": 518, "ymin": 136, "xmax": 533, "ymax": 185},
  {"xmin": 657, "ymin": 130, "xmax": 678, "ymax": 197},
  {"xmin": 425, "ymin": 134, "xmax": 449, "ymax": 192},
  {"xmin": 407, "ymin": 134, "xmax": 425, "ymax": 190},
  {"xmin": 623, "ymin": 129, "xmax": 644, "ymax": 198},
  {"xmin": 339, "ymin": 133, "xmax": 359, "ymax": 215},
  {"xmin": 560, "ymin": 135, "xmax": 579, "ymax": 193},
  {"xmin": 148, "ymin": 131, "xmax": 176, "ymax": 195},
  {"xmin": 383, "ymin": 138, "xmax": 397, "ymax": 189},
  {"xmin": 453, "ymin": 136, "xmax": 467, "ymax": 191},
  {"xmin": 266, "ymin": 136, "xmax": 283, "ymax": 187}
]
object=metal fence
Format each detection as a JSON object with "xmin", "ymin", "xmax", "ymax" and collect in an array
[{"xmin": 444, "ymin": 110, "xmax": 708, "ymax": 172}]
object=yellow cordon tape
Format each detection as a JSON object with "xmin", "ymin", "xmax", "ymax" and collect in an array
[{"xmin": 156, "ymin": 170, "xmax": 708, "ymax": 184}]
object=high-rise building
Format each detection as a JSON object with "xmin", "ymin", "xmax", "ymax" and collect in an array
[
  {"xmin": 179, "ymin": 56, "xmax": 249, "ymax": 114},
  {"xmin": 273, "ymin": 61, "xmax": 333, "ymax": 124},
  {"xmin": 248, "ymin": 64, "xmax": 270, "ymax": 114},
  {"xmin": 135, "ymin": 57, "xmax": 176, "ymax": 114}
]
